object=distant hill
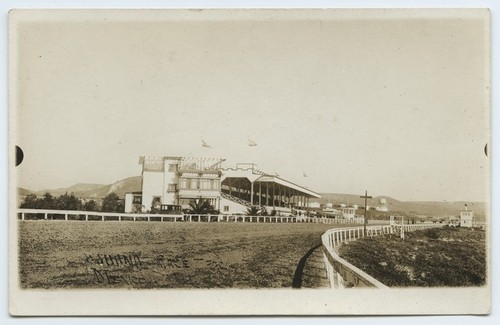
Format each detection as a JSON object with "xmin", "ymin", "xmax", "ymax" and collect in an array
[
  {"xmin": 85, "ymin": 176, "xmax": 142, "ymax": 198},
  {"xmin": 17, "ymin": 187, "xmax": 33, "ymax": 196},
  {"xmin": 27, "ymin": 176, "xmax": 142, "ymax": 199},
  {"xmin": 390, "ymin": 200, "xmax": 486, "ymax": 218},
  {"xmin": 34, "ymin": 183, "xmax": 106, "ymax": 197},
  {"xmin": 312, "ymin": 193, "xmax": 486, "ymax": 218}
]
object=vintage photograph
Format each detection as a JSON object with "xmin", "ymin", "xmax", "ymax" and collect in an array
[{"xmin": 9, "ymin": 9, "xmax": 490, "ymax": 315}]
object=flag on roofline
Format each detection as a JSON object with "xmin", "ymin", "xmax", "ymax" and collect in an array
[
  {"xmin": 248, "ymin": 136, "xmax": 257, "ymax": 147},
  {"xmin": 201, "ymin": 137, "xmax": 211, "ymax": 148}
]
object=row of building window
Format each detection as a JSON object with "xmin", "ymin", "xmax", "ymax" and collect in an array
[{"xmin": 177, "ymin": 178, "xmax": 220, "ymax": 190}]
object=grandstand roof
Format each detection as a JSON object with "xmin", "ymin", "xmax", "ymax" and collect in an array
[
  {"xmin": 255, "ymin": 175, "xmax": 321, "ymax": 198},
  {"xmin": 222, "ymin": 163, "xmax": 321, "ymax": 198}
]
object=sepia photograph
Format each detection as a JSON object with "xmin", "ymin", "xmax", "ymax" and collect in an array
[{"xmin": 8, "ymin": 8, "xmax": 491, "ymax": 315}]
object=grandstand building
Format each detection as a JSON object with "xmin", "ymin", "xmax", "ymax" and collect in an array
[{"xmin": 124, "ymin": 156, "xmax": 321, "ymax": 215}]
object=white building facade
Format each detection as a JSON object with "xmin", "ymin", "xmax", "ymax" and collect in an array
[
  {"xmin": 460, "ymin": 208, "xmax": 474, "ymax": 228},
  {"xmin": 130, "ymin": 156, "xmax": 224, "ymax": 212}
]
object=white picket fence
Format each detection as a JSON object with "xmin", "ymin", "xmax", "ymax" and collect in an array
[
  {"xmin": 321, "ymin": 223, "xmax": 444, "ymax": 289},
  {"xmin": 16, "ymin": 208, "xmax": 365, "ymax": 225},
  {"xmin": 17, "ymin": 208, "xmax": 184, "ymax": 222}
]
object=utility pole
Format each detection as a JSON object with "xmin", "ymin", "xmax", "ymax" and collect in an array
[{"xmin": 360, "ymin": 190, "xmax": 372, "ymax": 236}]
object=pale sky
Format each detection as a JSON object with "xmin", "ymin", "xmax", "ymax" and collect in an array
[{"xmin": 12, "ymin": 10, "xmax": 490, "ymax": 202}]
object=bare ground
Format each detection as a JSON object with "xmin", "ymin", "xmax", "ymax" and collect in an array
[{"xmin": 18, "ymin": 220, "xmax": 339, "ymax": 289}]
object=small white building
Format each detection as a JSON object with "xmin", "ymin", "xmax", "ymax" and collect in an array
[
  {"xmin": 124, "ymin": 192, "xmax": 143, "ymax": 213},
  {"xmin": 375, "ymin": 198, "xmax": 389, "ymax": 212},
  {"xmin": 323, "ymin": 203, "xmax": 334, "ymax": 211},
  {"xmin": 308, "ymin": 201, "xmax": 321, "ymax": 209},
  {"xmin": 448, "ymin": 215, "xmax": 460, "ymax": 227},
  {"xmin": 460, "ymin": 207, "xmax": 474, "ymax": 228},
  {"xmin": 340, "ymin": 207, "xmax": 356, "ymax": 219}
]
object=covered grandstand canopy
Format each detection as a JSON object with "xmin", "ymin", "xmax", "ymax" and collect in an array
[
  {"xmin": 221, "ymin": 165, "xmax": 321, "ymax": 210},
  {"xmin": 255, "ymin": 175, "xmax": 320, "ymax": 198}
]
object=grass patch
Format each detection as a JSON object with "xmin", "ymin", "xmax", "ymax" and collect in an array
[{"xmin": 338, "ymin": 227, "xmax": 486, "ymax": 287}]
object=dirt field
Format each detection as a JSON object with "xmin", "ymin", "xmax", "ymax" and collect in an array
[
  {"xmin": 18, "ymin": 221, "xmax": 342, "ymax": 289},
  {"xmin": 338, "ymin": 227, "xmax": 487, "ymax": 287}
]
